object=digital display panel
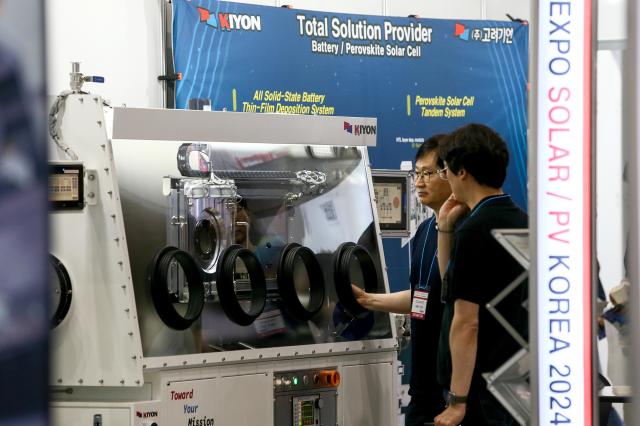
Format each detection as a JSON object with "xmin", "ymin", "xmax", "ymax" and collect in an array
[
  {"xmin": 49, "ymin": 173, "xmax": 79, "ymax": 202},
  {"xmin": 49, "ymin": 164, "xmax": 84, "ymax": 210},
  {"xmin": 300, "ymin": 401, "xmax": 314, "ymax": 425},
  {"xmin": 371, "ymin": 174, "xmax": 408, "ymax": 232}
]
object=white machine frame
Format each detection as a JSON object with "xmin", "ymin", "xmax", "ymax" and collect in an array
[
  {"xmin": 50, "ymin": 96, "xmax": 143, "ymax": 388},
  {"xmin": 50, "ymin": 94, "xmax": 400, "ymax": 426}
]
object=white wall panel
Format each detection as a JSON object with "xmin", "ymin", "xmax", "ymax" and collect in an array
[
  {"xmin": 233, "ymin": 0, "xmax": 277, "ymax": 6},
  {"xmin": 596, "ymin": 51, "xmax": 625, "ymax": 300},
  {"xmin": 598, "ymin": 0, "xmax": 627, "ymax": 42},
  {"xmin": 45, "ymin": 0, "xmax": 164, "ymax": 108},
  {"xmin": 486, "ymin": 0, "xmax": 530, "ymax": 21},
  {"xmin": 279, "ymin": 0, "xmax": 383, "ymax": 16},
  {"xmin": 385, "ymin": 0, "xmax": 482, "ymax": 20},
  {"xmin": 45, "ymin": 0, "xmax": 524, "ymax": 110}
]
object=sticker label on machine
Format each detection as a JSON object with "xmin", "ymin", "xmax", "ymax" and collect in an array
[
  {"xmin": 254, "ymin": 308, "xmax": 286, "ymax": 336},
  {"xmin": 166, "ymin": 379, "xmax": 217, "ymax": 425},
  {"xmin": 132, "ymin": 400, "xmax": 162, "ymax": 426}
]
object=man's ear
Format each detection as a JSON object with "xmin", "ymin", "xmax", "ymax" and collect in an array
[{"xmin": 458, "ymin": 168, "xmax": 468, "ymax": 180}]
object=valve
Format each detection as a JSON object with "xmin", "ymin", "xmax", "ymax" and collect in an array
[{"xmin": 69, "ymin": 62, "xmax": 105, "ymax": 93}]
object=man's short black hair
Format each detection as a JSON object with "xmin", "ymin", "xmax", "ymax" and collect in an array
[
  {"xmin": 439, "ymin": 123, "xmax": 509, "ymax": 188},
  {"xmin": 415, "ymin": 133, "xmax": 446, "ymax": 168}
]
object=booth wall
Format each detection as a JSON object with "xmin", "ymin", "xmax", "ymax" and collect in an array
[
  {"xmin": 45, "ymin": 1, "xmax": 164, "ymax": 108},
  {"xmin": 44, "ymin": 0, "xmax": 627, "ymax": 293},
  {"xmin": 44, "ymin": 1, "xmax": 629, "ymax": 297},
  {"xmin": 595, "ymin": 2, "xmax": 629, "ymax": 419},
  {"xmin": 45, "ymin": 0, "xmax": 628, "ymax": 345},
  {"xmin": 595, "ymin": 2, "xmax": 628, "ymax": 300},
  {"xmin": 45, "ymin": 0, "xmax": 530, "ymax": 107},
  {"xmin": 44, "ymin": 0, "xmax": 633, "ymax": 418}
]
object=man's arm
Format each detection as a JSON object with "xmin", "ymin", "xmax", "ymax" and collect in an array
[
  {"xmin": 434, "ymin": 299, "xmax": 479, "ymax": 426},
  {"xmin": 351, "ymin": 285, "xmax": 411, "ymax": 314},
  {"xmin": 449, "ymin": 299, "xmax": 479, "ymax": 396},
  {"xmin": 436, "ymin": 194, "xmax": 469, "ymax": 280},
  {"xmin": 437, "ymin": 229, "xmax": 455, "ymax": 281}
]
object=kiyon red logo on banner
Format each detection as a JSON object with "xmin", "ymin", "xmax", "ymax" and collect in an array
[{"xmin": 197, "ymin": 7, "xmax": 262, "ymax": 32}]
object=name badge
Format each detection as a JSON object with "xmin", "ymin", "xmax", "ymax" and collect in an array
[{"xmin": 411, "ymin": 290, "xmax": 429, "ymax": 320}]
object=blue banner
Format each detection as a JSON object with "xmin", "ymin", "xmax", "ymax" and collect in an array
[
  {"xmin": 173, "ymin": 0, "xmax": 528, "ymax": 211},
  {"xmin": 172, "ymin": 0, "xmax": 529, "ymax": 311}
]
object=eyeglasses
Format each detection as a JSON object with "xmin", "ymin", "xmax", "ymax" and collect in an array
[{"xmin": 410, "ymin": 167, "xmax": 448, "ymax": 182}]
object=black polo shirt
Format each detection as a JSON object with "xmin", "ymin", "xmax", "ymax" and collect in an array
[
  {"xmin": 436, "ymin": 194, "xmax": 528, "ymax": 390},
  {"xmin": 409, "ymin": 216, "xmax": 445, "ymax": 404}
]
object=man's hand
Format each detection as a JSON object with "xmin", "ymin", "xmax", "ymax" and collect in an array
[
  {"xmin": 350, "ymin": 287, "xmax": 411, "ymax": 314},
  {"xmin": 351, "ymin": 284, "xmax": 371, "ymax": 310},
  {"xmin": 434, "ymin": 404, "xmax": 466, "ymax": 426},
  {"xmin": 437, "ymin": 193, "xmax": 469, "ymax": 231}
]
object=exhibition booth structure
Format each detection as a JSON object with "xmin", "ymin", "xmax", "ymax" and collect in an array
[
  {"xmin": 44, "ymin": 1, "xmax": 533, "ymax": 424},
  {"xmin": 49, "ymin": 86, "xmax": 402, "ymax": 425},
  {"xmin": 44, "ymin": 0, "xmax": 633, "ymax": 425}
]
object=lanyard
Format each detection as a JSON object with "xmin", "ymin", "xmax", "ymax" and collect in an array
[{"xmin": 418, "ymin": 217, "xmax": 438, "ymax": 290}]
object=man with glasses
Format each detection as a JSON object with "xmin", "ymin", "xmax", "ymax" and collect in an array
[
  {"xmin": 353, "ymin": 134, "xmax": 451, "ymax": 425},
  {"xmin": 433, "ymin": 124, "xmax": 527, "ymax": 426}
]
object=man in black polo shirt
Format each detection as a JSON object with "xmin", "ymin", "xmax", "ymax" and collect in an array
[
  {"xmin": 433, "ymin": 124, "xmax": 527, "ymax": 426},
  {"xmin": 353, "ymin": 134, "xmax": 451, "ymax": 425}
]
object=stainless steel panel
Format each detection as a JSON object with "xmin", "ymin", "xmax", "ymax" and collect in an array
[
  {"xmin": 341, "ymin": 363, "xmax": 393, "ymax": 426},
  {"xmin": 111, "ymin": 139, "xmax": 392, "ymax": 358}
]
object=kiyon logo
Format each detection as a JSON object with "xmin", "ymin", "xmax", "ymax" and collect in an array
[
  {"xmin": 136, "ymin": 411, "xmax": 158, "ymax": 419},
  {"xmin": 454, "ymin": 23, "xmax": 470, "ymax": 41},
  {"xmin": 197, "ymin": 7, "xmax": 262, "ymax": 31},
  {"xmin": 344, "ymin": 121, "xmax": 377, "ymax": 136}
]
